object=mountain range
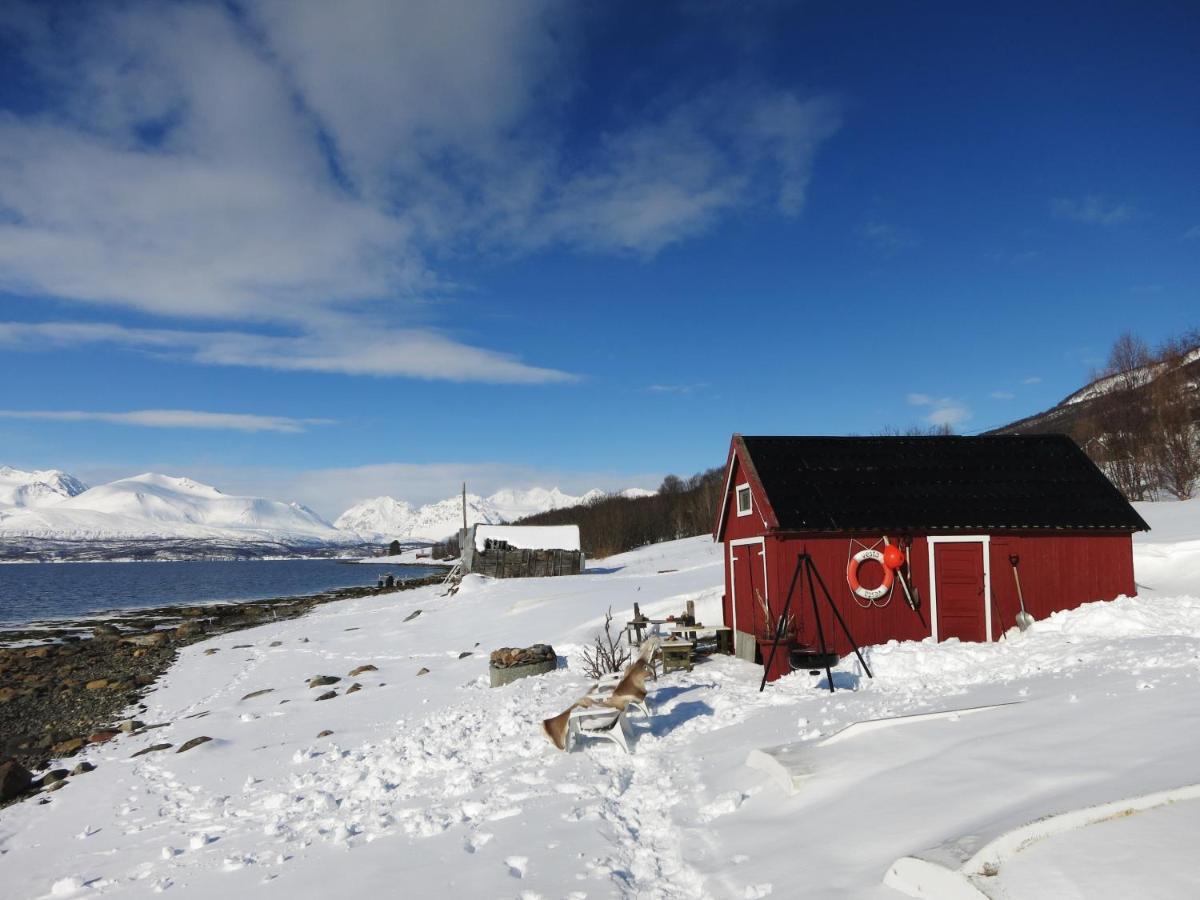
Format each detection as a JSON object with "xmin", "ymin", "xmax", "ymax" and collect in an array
[
  {"xmin": 334, "ymin": 487, "xmax": 654, "ymax": 542},
  {"xmin": 0, "ymin": 466, "xmax": 652, "ymax": 560}
]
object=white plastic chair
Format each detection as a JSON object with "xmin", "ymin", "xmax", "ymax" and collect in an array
[{"xmin": 567, "ymin": 703, "xmax": 631, "ymax": 753}]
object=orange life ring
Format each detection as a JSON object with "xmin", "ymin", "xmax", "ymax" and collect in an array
[{"xmin": 847, "ymin": 548, "xmax": 893, "ymax": 600}]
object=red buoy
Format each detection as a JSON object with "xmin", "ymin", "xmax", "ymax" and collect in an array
[{"xmin": 883, "ymin": 545, "xmax": 905, "ymax": 570}]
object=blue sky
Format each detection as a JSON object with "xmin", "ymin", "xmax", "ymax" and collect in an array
[{"xmin": 0, "ymin": 1, "xmax": 1197, "ymax": 516}]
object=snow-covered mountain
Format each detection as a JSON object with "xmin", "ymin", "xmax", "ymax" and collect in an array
[
  {"xmin": 0, "ymin": 471, "xmax": 353, "ymax": 559},
  {"xmin": 335, "ymin": 486, "xmax": 655, "ymax": 542},
  {"xmin": 332, "ymin": 496, "xmax": 416, "ymax": 541},
  {"xmin": 0, "ymin": 466, "xmax": 88, "ymax": 509},
  {"xmin": 0, "ymin": 465, "xmax": 656, "ymax": 557}
]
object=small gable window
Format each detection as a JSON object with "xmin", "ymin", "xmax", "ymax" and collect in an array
[{"xmin": 736, "ymin": 483, "xmax": 752, "ymax": 517}]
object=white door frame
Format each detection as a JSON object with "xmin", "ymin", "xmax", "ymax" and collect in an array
[
  {"xmin": 927, "ymin": 535, "xmax": 992, "ymax": 643},
  {"xmin": 728, "ymin": 537, "xmax": 768, "ymax": 638}
]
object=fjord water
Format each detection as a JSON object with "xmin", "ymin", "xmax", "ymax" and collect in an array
[{"xmin": 0, "ymin": 559, "xmax": 444, "ymax": 626}]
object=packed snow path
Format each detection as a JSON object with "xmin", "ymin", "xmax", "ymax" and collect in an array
[{"xmin": 2, "ymin": 526, "xmax": 1199, "ymax": 898}]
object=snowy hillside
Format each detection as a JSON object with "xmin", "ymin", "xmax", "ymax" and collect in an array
[
  {"xmin": 3, "ymin": 500, "xmax": 1199, "ymax": 898},
  {"xmin": 336, "ymin": 486, "xmax": 653, "ymax": 541},
  {"xmin": 0, "ymin": 473, "xmax": 353, "ymax": 559},
  {"xmin": 0, "ymin": 465, "xmax": 88, "ymax": 509}
]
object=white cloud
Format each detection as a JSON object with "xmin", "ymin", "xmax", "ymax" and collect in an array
[
  {"xmin": 1022, "ymin": 375, "xmax": 1042, "ymax": 385},
  {"xmin": 528, "ymin": 87, "xmax": 841, "ymax": 255},
  {"xmin": 647, "ymin": 383, "xmax": 708, "ymax": 394},
  {"xmin": 0, "ymin": 409, "xmax": 329, "ymax": 433},
  {"xmin": 989, "ymin": 390, "xmax": 1015, "ymax": 400},
  {"xmin": 0, "ymin": 2, "xmax": 842, "ymax": 381},
  {"xmin": 907, "ymin": 392, "xmax": 971, "ymax": 427},
  {"xmin": 1051, "ymin": 195, "xmax": 1133, "ymax": 226},
  {"xmin": 925, "ymin": 404, "xmax": 970, "ymax": 427},
  {"xmin": 0, "ymin": 320, "xmax": 575, "ymax": 383}
]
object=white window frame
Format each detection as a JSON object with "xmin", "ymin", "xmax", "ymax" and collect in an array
[
  {"xmin": 927, "ymin": 535, "xmax": 992, "ymax": 643},
  {"xmin": 735, "ymin": 482, "xmax": 753, "ymax": 517},
  {"xmin": 728, "ymin": 536, "xmax": 768, "ymax": 639}
]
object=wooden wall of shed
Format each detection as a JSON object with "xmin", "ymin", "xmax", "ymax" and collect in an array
[
  {"xmin": 725, "ymin": 531, "xmax": 1136, "ymax": 658},
  {"xmin": 719, "ymin": 453, "xmax": 772, "ymax": 645},
  {"xmin": 466, "ymin": 548, "xmax": 584, "ymax": 578},
  {"xmin": 985, "ymin": 533, "xmax": 1135, "ymax": 638},
  {"xmin": 762, "ymin": 535, "xmax": 933, "ymax": 658}
]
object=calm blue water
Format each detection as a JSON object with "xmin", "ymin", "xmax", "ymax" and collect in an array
[{"xmin": 0, "ymin": 560, "xmax": 445, "ymax": 626}]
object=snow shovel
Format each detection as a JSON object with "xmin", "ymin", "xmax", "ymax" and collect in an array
[{"xmin": 1008, "ymin": 555, "xmax": 1034, "ymax": 631}]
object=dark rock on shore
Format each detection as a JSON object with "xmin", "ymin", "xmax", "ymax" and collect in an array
[
  {"xmin": 348, "ymin": 664, "xmax": 377, "ymax": 676},
  {"xmin": 314, "ymin": 690, "xmax": 337, "ymax": 701},
  {"xmin": 131, "ymin": 743, "xmax": 172, "ymax": 758},
  {"xmin": 177, "ymin": 736, "xmax": 212, "ymax": 753},
  {"xmin": 1, "ymin": 759, "xmax": 32, "ymax": 802},
  {"xmin": 40, "ymin": 769, "xmax": 69, "ymax": 791}
]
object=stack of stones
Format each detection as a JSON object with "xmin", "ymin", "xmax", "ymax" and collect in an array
[{"xmin": 489, "ymin": 644, "xmax": 556, "ymax": 688}]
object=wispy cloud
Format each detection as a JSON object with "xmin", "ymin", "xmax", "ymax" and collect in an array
[
  {"xmin": 1051, "ymin": 195, "xmax": 1133, "ymax": 226},
  {"xmin": 0, "ymin": 2, "xmax": 842, "ymax": 381},
  {"xmin": 1184, "ymin": 225, "xmax": 1200, "ymax": 240},
  {"xmin": 0, "ymin": 409, "xmax": 330, "ymax": 433},
  {"xmin": 1022, "ymin": 376, "xmax": 1042, "ymax": 385},
  {"xmin": 0, "ymin": 320, "xmax": 576, "ymax": 383},
  {"xmin": 646, "ymin": 383, "xmax": 709, "ymax": 394},
  {"xmin": 986, "ymin": 248, "xmax": 1040, "ymax": 266},
  {"xmin": 989, "ymin": 390, "xmax": 1015, "ymax": 400},
  {"xmin": 907, "ymin": 393, "xmax": 971, "ymax": 427},
  {"xmin": 859, "ymin": 220, "xmax": 918, "ymax": 254}
]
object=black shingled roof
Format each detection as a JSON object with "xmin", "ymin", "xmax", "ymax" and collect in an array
[{"xmin": 738, "ymin": 434, "xmax": 1149, "ymax": 533}]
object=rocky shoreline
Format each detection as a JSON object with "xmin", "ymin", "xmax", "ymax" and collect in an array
[{"xmin": 0, "ymin": 571, "xmax": 446, "ymax": 808}]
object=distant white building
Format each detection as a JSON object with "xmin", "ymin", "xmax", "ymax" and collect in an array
[{"xmin": 460, "ymin": 524, "xmax": 584, "ymax": 577}]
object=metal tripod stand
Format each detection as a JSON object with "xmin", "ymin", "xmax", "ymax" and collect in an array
[{"xmin": 759, "ymin": 552, "xmax": 874, "ymax": 693}]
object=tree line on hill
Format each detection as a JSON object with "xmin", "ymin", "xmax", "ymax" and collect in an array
[
  {"xmin": 516, "ymin": 467, "xmax": 725, "ymax": 558},
  {"xmin": 1067, "ymin": 329, "xmax": 1200, "ymax": 501}
]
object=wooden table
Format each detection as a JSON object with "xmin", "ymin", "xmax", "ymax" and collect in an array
[
  {"xmin": 667, "ymin": 624, "xmax": 733, "ymax": 655},
  {"xmin": 660, "ymin": 638, "xmax": 694, "ymax": 673}
]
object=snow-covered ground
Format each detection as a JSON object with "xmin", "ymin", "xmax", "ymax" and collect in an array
[
  {"xmin": 1133, "ymin": 497, "xmax": 1200, "ymax": 597},
  {"xmin": 1, "ymin": 502, "xmax": 1198, "ymax": 898}
]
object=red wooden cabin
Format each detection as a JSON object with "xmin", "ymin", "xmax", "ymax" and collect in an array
[{"xmin": 714, "ymin": 434, "xmax": 1148, "ymax": 677}]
